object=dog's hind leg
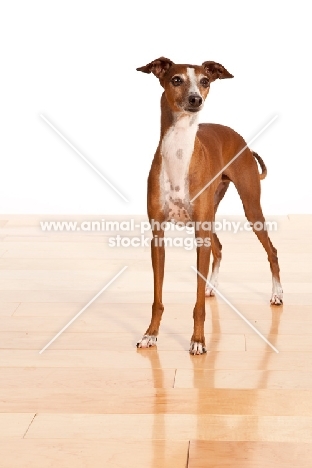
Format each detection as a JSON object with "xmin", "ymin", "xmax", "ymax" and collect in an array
[
  {"xmin": 205, "ymin": 179, "xmax": 230, "ymax": 296},
  {"xmin": 206, "ymin": 233, "xmax": 222, "ymax": 296},
  {"xmin": 231, "ymin": 164, "xmax": 283, "ymax": 305}
]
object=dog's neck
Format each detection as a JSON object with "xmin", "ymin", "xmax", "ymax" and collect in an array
[
  {"xmin": 159, "ymin": 92, "xmax": 199, "ymax": 138},
  {"xmin": 159, "ymin": 93, "xmax": 199, "ymax": 222}
]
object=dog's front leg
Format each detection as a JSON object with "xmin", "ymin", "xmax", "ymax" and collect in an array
[
  {"xmin": 190, "ymin": 223, "xmax": 212, "ymax": 355},
  {"xmin": 137, "ymin": 226, "xmax": 165, "ymax": 348}
]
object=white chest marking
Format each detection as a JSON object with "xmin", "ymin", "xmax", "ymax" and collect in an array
[{"xmin": 160, "ymin": 113, "xmax": 198, "ymax": 222}]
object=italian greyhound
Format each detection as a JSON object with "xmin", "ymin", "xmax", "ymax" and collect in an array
[{"xmin": 136, "ymin": 57, "xmax": 283, "ymax": 355}]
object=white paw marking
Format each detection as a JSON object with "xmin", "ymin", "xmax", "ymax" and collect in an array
[
  {"xmin": 205, "ymin": 272, "xmax": 219, "ymax": 297},
  {"xmin": 189, "ymin": 341, "xmax": 207, "ymax": 355},
  {"xmin": 136, "ymin": 335, "xmax": 157, "ymax": 348},
  {"xmin": 205, "ymin": 285, "xmax": 216, "ymax": 297},
  {"xmin": 270, "ymin": 278, "xmax": 283, "ymax": 305},
  {"xmin": 270, "ymin": 293, "xmax": 283, "ymax": 305}
]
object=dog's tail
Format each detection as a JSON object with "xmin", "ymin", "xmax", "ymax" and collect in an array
[{"xmin": 252, "ymin": 151, "xmax": 267, "ymax": 180}]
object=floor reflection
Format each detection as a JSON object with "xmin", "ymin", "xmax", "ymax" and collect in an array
[
  {"xmin": 136, "ymin": 347, "xmax": 166, "ymax": 467},
  {"xmin": 187, "ymin": 298, "xmax": 283, "ymax": 443},
  {"xmin": 256, "ymin": 306, "xmax": 283, "ymax": 388},
  {"xmin": 190, "ymin": 297, "xmax": 221, "ymax": 389},
  {"xmin": 134, "ymin": 299, "xmax": 284, "ymax": 452}
]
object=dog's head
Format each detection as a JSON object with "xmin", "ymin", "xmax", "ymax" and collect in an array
[{"xmin": 137, "ymin": 57, "xmax": 233, "ymax": 113}]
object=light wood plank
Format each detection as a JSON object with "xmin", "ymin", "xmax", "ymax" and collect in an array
[
  {"xmin": 174, "ymin": 369, "xmax": 312, "ymax": 389},
  {"xmin": 0, "ymin": 439, "xmax": 188, "ymax": 468},
  {"xmin": 188, "ymin": 441, "xmax": 312, "ymax": 467},
  {"xmin": 1, "ymin": 388, "xmax": 312, "ymax": 415},
  {"xmin": 0, "ymin": 269, "xmax": 133, "ymax": 291},
  {"xmin": 0, "ymin": 303, "xmax": 20, "ymax": 316},
  {"xmin": 12, "ymin": 301, "xmax": 312, "ymax": 321},
  {"xmin": 25, "ymin": 413, "xmax": 312, "ymax": 442},
  {"xmin": 288, "ymin": 214, "xmax": 312, "ymax": 224},
  {"xmin": 0, "ymin": 413, "xmax": 35, "ymax": 437},
  {"xmin": 0, "ymin": 367, "xmax": 175, "ymax": 389},
  {"xmin": 0, "ymin": 349, "xmax": 311, "ymax": 370},
  {"xmin": 0, "ymin": 258, "xmax": 130, "ymax": 270},
  {"xmin": 0, "ymin": 269, "xmax": 311, "ymax": 294},
  {"xmin": 0, "ymin": 331, "xmax": 245, "ymax": 351},
  {"xmin": 1, "ymin": 289, "xmax": 311, "ymax": 304},
  {"xmin": 2, "ymin": 256, "xmax": 311, "ymax": 274},
  {"xmin": 246, "ymin": 334, "xmax": 312, "ymax": 351},
  {"xmin": 1, "ymin": 314, "xmax": 311, "ymax": 335}
]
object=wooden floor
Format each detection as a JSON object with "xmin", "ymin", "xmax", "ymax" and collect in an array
[{"xmin": 1, "ymin": 214, "xmax": 312, "ymax": 467}]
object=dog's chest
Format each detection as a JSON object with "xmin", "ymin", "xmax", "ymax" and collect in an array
[{"xmin": 160, "ymin": 115, "xmax": 198, "ymax": 222}]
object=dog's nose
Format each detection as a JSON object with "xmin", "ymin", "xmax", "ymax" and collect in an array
[{"xmin": 188, "ymin": 94, "xmax": 202, "ymax": 107}]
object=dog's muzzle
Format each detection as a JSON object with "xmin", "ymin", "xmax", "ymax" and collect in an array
[{"xmin": 186, "ymin": 93, "xmax": 203, "ymax": 112}]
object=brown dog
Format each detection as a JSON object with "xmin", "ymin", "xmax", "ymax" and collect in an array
[{"xmin": 136, "ymin": 57, "xmax": 282, "ymax": 355}]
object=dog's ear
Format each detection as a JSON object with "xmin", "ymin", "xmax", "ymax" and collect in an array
[
  {"xmin": 137, "ymin": 57, "xmax": 174, "ymax": 79},
  {"xmin": 202, "ymin": 61, "xmax": 233, "ymax": 82}
]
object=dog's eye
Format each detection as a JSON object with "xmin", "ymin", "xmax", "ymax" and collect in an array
[
  {"xmin": 171, "ymin": 76, "xmax": 183, "ymax": 86},
  {"xmin": 200, "ymin": 78, "xmax": 210, "ymax": 87}
]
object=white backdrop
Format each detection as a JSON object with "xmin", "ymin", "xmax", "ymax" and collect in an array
[{"xmin": 0, "ymin": 1, "xmax": 311, "ymax": 215}]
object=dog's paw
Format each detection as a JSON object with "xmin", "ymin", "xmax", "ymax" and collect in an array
[
  {"xmin": 205, "ymin": 278, "xmax": 218, "ymax": 297},
  {"xmin": 270, "ymin": 293, "xmax": 283, "ymax": 306},
  {"xmin": 271, "ymin": 281, "xmax": 283, "ymax": 306},
  {"xmin": 189, "ymin": 341, "xmax": 207, "ymax": 355},
  {"xmin": 136, "ymin": 334, "xmax": 157, "ymax": 348},
  {"xmin": 205, "ymin": 285, "xmax": 216, "ymax": 297}
]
